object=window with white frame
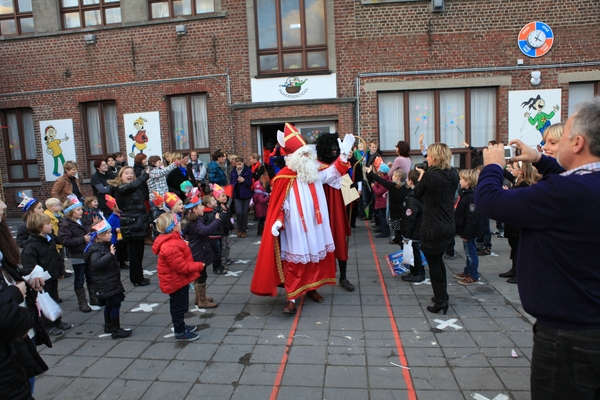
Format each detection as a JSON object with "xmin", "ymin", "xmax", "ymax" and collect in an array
[
  {"xmin": 0, "ymin": 0, "xmax": 34, "ymax": 35},
  {"xmin": 60, "ymin": 0, "xmax": 121, "ymax": 29},
  {"xmin": 0, "ymin": 108, "xmax": 38, "ymax": 182},
  {"xmin": 168, "ymin": 94, "xmax": 209, "ymax": 153},
  {"xmin": 82, "ymin": 101, "xmax": 120, "ymax": 176},
  {"xmin": 568, "ymin": 82, "xmax": 600, "ymax": 116},
  {"xmin": 149, "ymin": 0, "xmax": 214, "ymax": 19}
]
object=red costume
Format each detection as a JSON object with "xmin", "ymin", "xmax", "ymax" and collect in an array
[{"xmin": 319, "ymin": 162, "xmax": 351, "ymax": 262}]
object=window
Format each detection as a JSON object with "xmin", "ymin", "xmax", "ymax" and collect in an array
[
  {"xmin": 82, "ymin": 102, "xmax": 120, "ymax": 176},
  {"xmin": 378, "ymin": 88, "xmax": 497, "ymax": 167},
  {"xmin": 0, "ymin": 108, "xmax": 38, "ymax": 182},
  {"xmin": 568, "ymin": 82, "xmax": 600, "ymax": 116},
  {"xmin": 149, "ymin": 0, "xmax": 215, "ymax": 19},
  {"xmin": 0, "ymin": 0, "xmax": 34, "ymax": 35},
  {"xmin": 169, "ymin": 94, "xmax": 209, "ymax": 152},
  {"xmin": 60, "ymin": 0, "xmax": 121, "ymax": 29},
  {"xmin": 255, "ymin": 0, "xmax": 327, "ymax": 74}
]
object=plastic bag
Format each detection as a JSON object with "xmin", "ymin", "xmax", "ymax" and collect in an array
[
  {"xmin": 37, "ymin": 290, "xmax": 63, "ymax": 321},
  {"xmin": 403, "ymin": 240, "xmax": 414, "ymax": 267},
  {"xmin": 23, "ymin": 265, "xmax": 52, "ymax": 282}
]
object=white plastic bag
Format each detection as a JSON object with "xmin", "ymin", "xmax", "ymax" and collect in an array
[
  {"xmin": 403, "ymin": 240, "xmax": 415, "ymax": 267},
  {"xmin": 23, "ymin": 265, "xmax": 52, "ymax": 282},
  {"xmin": 37, "ymin": 290, "xmax": 63, "ymax": 321}
]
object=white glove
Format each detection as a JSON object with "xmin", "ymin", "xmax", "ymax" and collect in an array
[
  {"xmin": 338, "ymin": 134, "xmax": 356, "ymax": 162},
  {"xmin": 271, "ymin": 220, "xmax": 283, "ymax": 236}
]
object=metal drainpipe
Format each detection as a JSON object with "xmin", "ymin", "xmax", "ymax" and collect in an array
[{"xmin": 354, "ymin": 60, "xmax": 600, "ymax": 138}]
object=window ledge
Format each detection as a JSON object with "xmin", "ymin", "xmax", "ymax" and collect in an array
[
  {"xmin": 254, "ymin": 70, "xmax": 332, "ymax": 79},
  {"xmin": 2, "ymin": 181, "xmax": 43, "ymax": 188}
]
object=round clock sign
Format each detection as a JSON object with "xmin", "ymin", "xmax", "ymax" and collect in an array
[{"xmin": 518, "ymin": 21, "xmax": 554, "ymax": 57}]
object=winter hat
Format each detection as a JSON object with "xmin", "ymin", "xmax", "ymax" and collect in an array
[{"xmin": 378, "ymin": 163, "xmax": 390, "ymax": 173}]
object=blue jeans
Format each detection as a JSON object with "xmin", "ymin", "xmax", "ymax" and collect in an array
[
  {"xmin": 72, "ymin": 262, "xmax": 93, "ymax": 290},
  {"xmin": 462, "ymin": 238, "xmax": 479, "ymax": 280},
  {"xmin": 169, "ymin": 285, "xmax": 190, "ymax": 334},
  {"xmin": 531, "ymin": 322, "xmax": 600, "ymax": 399}
]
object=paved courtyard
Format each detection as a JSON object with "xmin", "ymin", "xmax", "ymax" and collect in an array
[{"xmin": 11, "ymin": 219, "xmax": 533, "ymax": 400}]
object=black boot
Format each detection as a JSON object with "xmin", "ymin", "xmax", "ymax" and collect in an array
[
  {"xmin": 499, "ymin": 262, "xmax": 517, "ymax": 278},
  {"xmin": 110, "ymin": 316, "xmax": 132, "ymax": 339},
  {"xmin": 103, "ymin": 314, "xmax": 112, "ymax": 334},
  {"xmin": 427, "ymin": 301, "xmax": 449, "ymax": 314},
  {"xmin": 507, "ymin": 277, "xmax": 517, "ymax": 284}
]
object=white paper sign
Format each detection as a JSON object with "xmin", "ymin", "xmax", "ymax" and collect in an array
[
  {"xmin": 40, "ymin": 119, "xmax": 77, "ymax": 181},
  {"xmin": 123, "ymin": 111, "xmax": 162, "ymax": 164},
  {"xmin": 251, "ymin": 73, "xmax": 337, "ymax": 103},
  {"xmin": 508, "ymin": 89, "xmax": 562, "ymax": 148}
]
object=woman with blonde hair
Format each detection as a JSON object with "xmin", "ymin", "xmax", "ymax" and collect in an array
[
  {"xmin": 415, "ymin": 143, "xmax": 459, "ymax": 314},
  {"xmin": 109, "ymin": 166, "xmax": 151, "ymax": 286},
  {"xmin": 542, "ymin": 122, "xmax": 564, "ymax": 158}
]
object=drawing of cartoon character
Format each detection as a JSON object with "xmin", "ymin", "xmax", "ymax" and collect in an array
[
  {"xmin": 44, "ymin": 125, "xmax": 69, "ymax": 177},
  {"xmin": 129, "ymin": 116, "xmax": 149, "ymax": 158},
  {"xmin": 521, "ymin": 95, "xmax": 559, "ymax": 145}
]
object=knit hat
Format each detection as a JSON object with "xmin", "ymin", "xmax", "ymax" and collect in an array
[
  {"xmin": 164, "ymin": 192, "xmax": 181, "ymax": 211},
  {"xmin": 105, "ymin": 194, "xmax": 117, "ymax": 210},
  {"xmin": 378, "ymin": 163, "xmax": 390, "ymax": 173}
]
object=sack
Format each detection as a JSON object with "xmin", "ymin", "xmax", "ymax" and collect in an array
[
  {"xmin": 403, "ymin": 240, "xmax": 414, "ymax": 266},
  {"xmin": 37, "ymin": 290, "xmax": 63, "ymax": 321}
]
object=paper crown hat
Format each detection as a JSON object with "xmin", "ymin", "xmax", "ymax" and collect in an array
[
  {"xmin": 17, "ymin": 191, "xmax": 38, "ymax": 212},
  {"xmin": 186, "ymin": 187, "xmax": 200, "ymax": 199},
  {"xmin": 91, "ymin": 219, "xmax": 111, "ymax": 234},
  {"xmin": 151, "ymin": 192, "xmax": 164, "ymax": 207},
  {"xmin": 105, "ymin": 194, "xmax": 117, "ymax": 210},
  {"xmin": 164, "ymin": 192, "xmax": 181, "ymax": 211},
  {"xmin": 276, "ymin": 123, "xmax": 307, "ymax": 155},
  {"xmin": 184, "ymin": 193, "xmax": 202, "ymax": 209},
  {"xmin": 180, "ymin": 181, "xmax": 194, "ymax": 195},
  {"xmin": 211, "ymin": 183, "xmax": 225, "ymax": 199},
  {"xmin": 64, "ymin": 194, "xmax": 83, "ymax": 213}
]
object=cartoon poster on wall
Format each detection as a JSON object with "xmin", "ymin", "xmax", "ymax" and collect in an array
[
  {"xmin": 40, "ymin": 119, "xmax": 76, "ymax": 181},
  {"xmin": 123, "ymin": 111, "xmax": 162, "ymax": 164},
  {"xmin": 508, "ymin": 89, "xmax": 561, "ymax": 148}
]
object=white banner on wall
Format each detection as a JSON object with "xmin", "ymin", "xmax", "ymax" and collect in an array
[
  {"xmin": 251, "ymin": 73, "xmax": 337, "ymax": 103},
  {"xmin": 40, "ymin": 119, "xmax": 76, "ymax": 181},
  {"xmin": 123, "ymin": 111, "xmax": 162, "ymax": 164},
  {"xmin": 508, "ymin": 89, "xmax": 562, "ymax": 148}
]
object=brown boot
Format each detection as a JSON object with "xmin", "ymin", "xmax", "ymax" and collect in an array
[
  {"xmin": 193, "ymin": 282, "xmax": 212, "ymax": 305},
  {"xmin": 75, "ymin": 288, "xmax": 91, "ymax": 313},
  {"xmin": 196, "ymin": 282, "xmax": 218, "ymax": 308},
  {"xmin": 87, "ymin": 284, "xmax": 98, "ymax": 306}
]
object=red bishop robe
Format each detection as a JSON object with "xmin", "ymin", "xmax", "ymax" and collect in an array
[{"xmin": 319, "ymin": 161, "xmax": 351, "ymax": 262}]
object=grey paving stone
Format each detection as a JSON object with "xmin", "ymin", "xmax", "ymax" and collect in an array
[
  {"xmin": 369, "ymin": 365, "xmax": 410, "ymax": 389},
  {"xmin": 96, "ymin": 379, "xmax": 153, "ymax": 400},
  {"xmin": 494, "ymin": 317, "xmax": 533, "ymax": 331},
  {"xmin": 331, "ymin": 304, "xmax": 362, "ymax": 317},
  {"xmin": 369, "ymin": 389, "xmax": 411, "ymax": 399},
  {"xmin": 287, "ymin": 345, "xmax": 328, "ymax": 364},
  {"xmin": 452, "ymin": 367, "xmax": 506, "ymax": 390},
  {"xmin": 238, "ymin": 363, "xmax": 280, "ymax": 385},
  {"xmin": 192, "ymin": 327, "xmax": 229, "ymax": 343},
  {"xmin": 33, "ymin": 375, "xmax": 75, "ymax": 399},
  {"xmin": 327, "ymin": 346, "xmax": 366, "ymax": 366},
  {"xmin": 362, "ymin": 329, "xmax": 397, "ymax": 347},
  {"xmin": 222, "ymin": 332, "xmax": 260, "ymax": 345},
  {"xmin": 329, "ymin": 315, "xmax": 365, "ymax": 331},
  {"xmin": 506, "ymin": 331, "xmax": 534, "ymax": 348},
  {"xmin": 366, "ymin": 346, "xmax": 407, "ymax": 366},
  {"xmin": 198, "ymin": 362, "xmax": 245, "ymax": 384},
  {"xmin": 510, "ymin": 390, "xmax": 532, "ymax": 400},
  {"xmin": 211, "ymin": 343, "xmax": 256, "ymax": 363},
  {"xmin": 44, "ymin": 355, "xmax": 99, "ymax": 377},
  {"xmin": 39, "ymin": 338, "xmax": 87, "ymax": 355},
  {"xmin": 399, "ymin": 330, "xmax": 438, "ymax": 348},
  {"xmin": 443, "ymin": 350, "xmax": 490, "ymax": 367},
  {"xmin": 404, "ymin": 390, "xmax": 464, "ymax": 400},
  {"xmin": 292, "ymin": 328, "xmax": 330, "ymax": 345},
  {"xmin": 410, "ymin": 366, "xmax": 460, "ymax": 390},
  {"xmin": 495, "ymin": 366, "xmax": 531, "ymax": 391},
  {"xmin": 459, "ymin": 317, "xmax": 500, "ymax": 331},
  {"xmin": 231, "ymin": 384, "xmax": 274, "ymax": 400},
  {"xmin": 249, "ymin": 344, "xmax": 287, "ymax": 364},
  {"xmin": 323, "ymin": 387, "xmax": 370, "ymax": 400},
  {"xmin": 395, "ymin": 317, "xmax": 431, "ymax": 331},
  {"xmin": 105, "ymin": 340, "xmax": 151, "ymax": 358},
  {"xmin": 482, "ymin": 304, "xmax": 522, "ymax": 318},
  {"xmin": 176, "ymin": 342, "xmax": 220, "ymax": 361},
  {"xmin": 120, "ymin": 359, "xmax": 169, "ymax": 381},
  {"xmin": 143, "ymin": 381, "xmax": 194, "ymax": 399},
  {"xmin": 434, "ymin": 331, "xmax": 478, "ymax": 348},
  {"xmin": 141, "ymin": 342, "xmax": 185, "ymax": 359},
  {"xmin": 450, "ymin": 305, "xmax": 489, "ymax": 318},
  {"xmin": 471, "ymin": 331, "xmax": 517, "ymax": 348},
  {"xmin": 404, "ymin": 347, "xmax": 447, "ymax": 367},
  {"xmin": 325, "ymin": 365, "xmax": 368, "ymax": 388},
  {"xmin": 281, "ymin": 363, "xmax": 325, "ymax": 387},
  {"xmin": 124, "ymin": 325, "xmax": 165, "ymax": 341},
  {"xmin": 53, "ymin": 377, "xmax": 112, "ymax": 400},
  {"xmin": 157, "ymin": 360, "xmax": 205, "ymax": 383},
  {"xmin": 82, "ymin": 357, "xmax": 133, "ymax": 378}
]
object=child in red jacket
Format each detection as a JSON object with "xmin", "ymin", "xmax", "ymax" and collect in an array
[{"xmin": 152, "ymin": 212, "xmax": 205, "ymax": 342}]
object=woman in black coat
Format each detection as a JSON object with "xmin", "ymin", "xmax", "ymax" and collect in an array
[
  {"xmin": 414, "ymin": 143, "xmax": 459, "ymax": 315},
  {"xmin": 90, "ymin": 159, "xmax": 113, "ymax": 217},
  {"xmin": 0, "ymin": 200, "xmax": 49, "ymax": 399},
  {"xmin": 167, "ymin": 153, "xmax": 194, "ymax": 201},
  {"xmin": 109, "ymin": 166, "xmax": 150, "ymax": 286}
]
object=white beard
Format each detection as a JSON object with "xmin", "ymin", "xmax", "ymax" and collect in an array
[{"xmin": 285, "ymin": 146, "xmax": 321, "ymax": 183}]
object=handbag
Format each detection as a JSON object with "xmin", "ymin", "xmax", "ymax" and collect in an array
[{"xmin": 37, "ymin": 289, "xmax": 63, "ymax": 321}]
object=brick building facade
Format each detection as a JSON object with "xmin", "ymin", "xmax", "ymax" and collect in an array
[{"xmin": 1, "ymin": 0, "xmax": 599, "ymax": 214}]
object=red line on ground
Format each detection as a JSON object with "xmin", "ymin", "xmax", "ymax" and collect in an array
[
  {"xmin": 269, "ymin": 296, "xmax": 305, "ymax": 400},
  {"xmin": 366, "ymin": 221, "xmax": 417, "ymax": 399}
]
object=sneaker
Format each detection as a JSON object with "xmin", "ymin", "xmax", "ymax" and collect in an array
[
  {"xmin": 226, "ymin": 259, "xmax": 233, "ymax": 266},
  {"xmin": 185, "ymin": 325, "xmax": 198, "ymax": 333},
  {"xmin": 496, "ymin": 231, "xmax": 505, "ymax": 238},
  {"xmin": 443, "ymin": 254, "xmax": 455, "ymax": 260},
  {"xmin": 175, "ymin": 330, "xmax": 199, "ymax": 342},
  {"xmin": 453, "ymin": 272, "xmax": 470, "ymax": 279},
  {"xmin": 55, "ymin": 322, "xmax": 73, "ymax": 330},
  {"xmin": 63, "ymin": 272, "xmax": 73, "ymax": 278},
  {"xmin": 47, "ymin": 327, "xmax": 64, "ymax": 336},
  {"xmin": 458, "ymin": 276, "xmax": 479, "ymax": 285}
]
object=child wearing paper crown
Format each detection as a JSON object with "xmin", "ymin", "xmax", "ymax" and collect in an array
[
  {"xmin": 58, "ymin": 194, "xmax": 96, "ymax": 313},
  {"xmin": 84, "ymin": 219, "xmax": 131, "ymax": 339},
  {"xmin": 16, "ymin": 192, "xmax": 44, "ymax": 248},
  {"xmin": 152, "ymin": 212, "xmax": 204, "ymax": 342},
  {"xmin": 213, "ymin": 184, "xmax": 235, "ymax": 267},
  {"xmin": 82, "ymin": 195, "xmax": 103, "ymax": 230},
  {"xmin": 371, "ymin": 163, "xmax": 391, "ymax": 239},
  {"xmin": 21, "ymin": 213, "xmax": 73, "ymax": 336},
  {"xmin": 182, "ymin": 194, "xmax": 221, "ymax": 308},
  {"xmin": 202, "ymin": 194, "xmax": 228, "ymax": 275},
  {"xmin": 105, "ymin": 195, "xmax": 130, "ymax": 269}
]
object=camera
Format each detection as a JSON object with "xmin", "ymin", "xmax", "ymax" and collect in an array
[
  {"xmin": 415, "ymin": 160, "xmax": 428, "ymax": 171},
  {"xmin": 504, "ymin": 145, "xmax": 516, "ymax": 160}
]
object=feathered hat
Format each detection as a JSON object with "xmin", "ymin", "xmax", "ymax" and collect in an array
[{"xmin": 17, "ymin": 191, "xmax": 38, "ymax": 212}]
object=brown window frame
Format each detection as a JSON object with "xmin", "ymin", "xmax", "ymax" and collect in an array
[
  {"xmin": 82, "ymin": 101, "xmax": 120, "ymax": 178},
  {"xmin": 0, "ymin": 108, "xmax": 39, "ymax": 182},
  {"xmin": 60, "ymin": 0, "xmax": 121, "ymax": 30},
  {"xmin": 167, "ymin": 93, "xmax": 210, "ymax": 154},
  {"xmin": 148, "ymin": 0, "xmax": 215, "ymax": 20},
  {"xmin": 254, "ymin": 0, "xmax": 329, "ymax": 75},
  {"xmin": 0, "ymin": 0, "xmax": 34, "ymax": 36}
]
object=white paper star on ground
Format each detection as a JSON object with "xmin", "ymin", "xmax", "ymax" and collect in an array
[
  {"xmin": 434, "ymin": 318, "xmax": 462, "ymax": 330},
  {"xmin": 143, "ymin": 270, "xmax": 156, "ymax": 275},
  {"xmin": 131, "ymin": 303, "xmax": 159, "ymax": 312},
  {"xmin": 225, "ymin": 270, "xmax": 243, "ymax": 277},
  {"xmin": 234, "ymin": 259, "xmax": 249, "ymax": 264}
]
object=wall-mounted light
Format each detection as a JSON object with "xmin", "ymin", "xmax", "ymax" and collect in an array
[
  {"xmin": 431, "ymin": 0, "xmax": 445, "ymax": 12},
  {"xmin": 530, "ymin": 71, "xmax": 541, "ymax": 86},
  {"xmin": 84, "ymin": 34, "xmax": 96, "ymax": 45},
  {"xmin": 176, "ymin": 25, "xmax": 187, "ymax": 36}
]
